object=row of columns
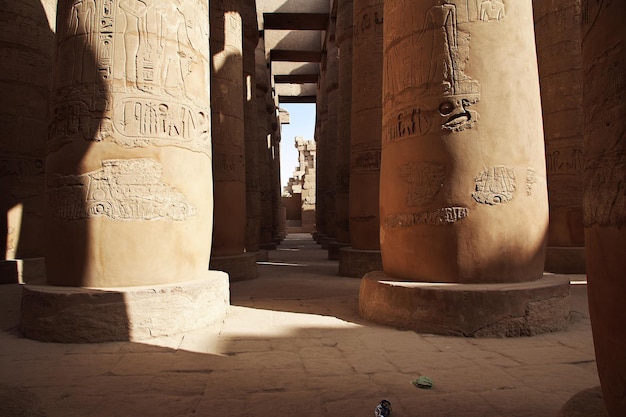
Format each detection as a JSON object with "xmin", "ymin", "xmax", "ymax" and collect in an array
[{"xmin": 3, "ymin": 0, "xmax": 286, "ymax": 342}]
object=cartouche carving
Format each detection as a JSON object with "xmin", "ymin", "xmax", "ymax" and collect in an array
[
  {"xmin": 384, "ymin": 207, "xmax": 469, "ymax": 228},
  {"xmin": 400, "ymin": 161, "xmax": 445, "ymax": 206},
  {"xmin": 472, "ymin": 165, "xmax": 516, "ymax": 205},
  {"xmin": 48, "ymin": 158, "xmax": 196, "ymax": 221}
]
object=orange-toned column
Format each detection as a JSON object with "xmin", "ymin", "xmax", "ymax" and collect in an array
[
  {"xmin": 582, "ymin": 1, "xmax": 626, "ymax": 416},
  {"xmin": 209, "ymin": 0, "xmax": 257, "ymax": 280},
  {"xmin": 21, "ymin": 0, "xmax": 228, "ymax": 342},
  {"xmin": 330, "ymin": 0, "xmax": 353, "ymax": 261},
  {"xmin": 339, "ymin": 0, "xmax": 384, "ymax": 277},
  {"xmin": 0, "ymin": 1, "xmax": 53, "ymax": 283},
  {"xmin": 534, "ymin": 0, "xmax": 585, "ymax": 273},
  {"xmin": 360, "ymin": 0, "xmax": 570, "ymax": 336}
]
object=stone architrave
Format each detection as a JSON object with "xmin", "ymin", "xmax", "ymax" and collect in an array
[
  {"xmin": 209, "ymin": 0, "xmax": 257, "ymax": 281},
  {"xmin": 339, "ymin": 0, "xmax": 384, "ymax": 277},
  {"xmin": 21, "ymin": 0, "xmax": 229, "ymax": 342},
  {"xmin": 324, "ymin": 28, "xmax": 339, "ymax": 248},
  {"xmin": 0, "ymin": 1, "xmax": 54, "ymax": 283},
  {"xmin": 581, "ymin": 2, "xmax": 626, "ymax": 416},
  {"xmin": 534, "ymin": 0, "xmax": 585, "ymax": 273},
  {"xmin": 359, "ymin": 0, "xmax": 570, "ymax": 337},
  {"xmin": 242, "ymin": 2, "xmax": 261, "ymax": 255},
  {"xmin": 330, "ymin": 0, "xmax": 353, "ymax": 261}
]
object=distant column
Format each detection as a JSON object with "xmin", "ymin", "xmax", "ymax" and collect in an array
[
  {"xmin": 242, "ymin": 2, "xmax": 261, "ymax": 257},
  {"xmin": 330, "ymin": 0, "xmax": 354, "ymax": 261},
  {"xmin": 324, "ymin": 27, "xmax": 339, "ymax": 248},
  {"xmin": 0, "ymin": 1, "xmax": 53, "ymax": 283},
  {"xmin": 339, "ymin": 0, "xmax": 384, "ymax": 277},
  {"xmin": 534, "ymin": 0, "xmax": 585, "ymax": 273},
  {"xmin": 314, "ymin": 60, "xmax": 328, "ymax": 245},
  {"xmin": 209, "ymin": 0, "xmax": 257, "ymax": 280},
  {"xmin": 21, "ymin": 0, "xmax": 228, "ymax": 342},
  {"xmin": 581, "ymin": 2, "xmax": 626, "ymax": 416},
  {"xmin": 359, "ymin": 0, "xmax": 570, "ymax": 337}
]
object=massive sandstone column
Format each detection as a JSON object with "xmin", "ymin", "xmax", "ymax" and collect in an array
[
  {"xmin": 242, "ymin": 2, "xmax": 261, "ymax": 257},
  {"xmin": 314, "ymin": 60, "xmax": 329, "ymax": 244},
  {"xmin": 324, "ymin": 27, "xmax": 339, "ymax": 251},
  {"xmin": 209, "ymin": 0, "xmax": 257, "ymax": 280},
  {"xmin": 339, "ymin": 0, "xmax": 384, "ymax": 277},
  {"xmin": 359, "ymin": 0, "xmax": 570, "ymax": 336},
  {"xmin": 534, "ymin": 0, "xmax": 585, "ymax": 274},
  {"xmin": 329, "ymin": 0, "xmax": 353, "ymax": 261},
  {"xmin": 0, "ymin": 0, "xmax": 54, "ymax": 284},
  {"xmin": 21, "ymin": 0, "xmax": 228, "ymax": 342},
  {"xmin": 581, "ymin": 2, "xmax": 626, "ymax": 416}
]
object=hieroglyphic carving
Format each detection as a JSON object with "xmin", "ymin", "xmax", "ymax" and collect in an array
[
  {"xmin": 213, "ymin": 152, "xmax": 245, "ymax": 183},
  {"xmin": 383, "ymin": 206, "xmax": 469, "ymax": 228},
  {"xmin": 546, "ymin": 147, "xmax": 584, "ymax": 174},
  {"xmin": 0, "ymin": 157, "xmax": 45, "ymax": 178},
  {"xmin": 472, "ymin": 165, "xmax": 516, "ymax": 205},
  {"xmin": 48, "ymin": 158, "xmax": 196, "ymax": 221},
  {"xmin": 526, "ymin": 168, "xmax": 537, "ymax": 196},
  {"xmin": 400, "ymin": 161, "xmax": 445, "ymax": 206},
  {"xmin": 352, "ymin": 148, "xmax": 381, "ymax": 172}
]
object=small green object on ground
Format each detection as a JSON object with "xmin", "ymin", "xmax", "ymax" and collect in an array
[{"xmin": 412, "ymin": 376, "xmax": 433, "ymax": 389}]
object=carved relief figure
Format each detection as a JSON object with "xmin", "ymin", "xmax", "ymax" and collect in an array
[
  {"xmin": 472, "ymin": 165, "xmax": 516, "ymax": 205},
  {"xmin": 479, "ymin": 0, "xmax": 505, "ymax": 21},
  {"xmin": 48, "ymin": 159, "xmax": 196, "ymax": 221},
  {"xmin": 68, "ymin": 0, "xmax": 97, "ymax": 84},
  {"xmin": 119, "ymin": 0, "xmax": 151, "ymax": 90},
  {"xmin": 400, "ymin": 161, "xmax": 445, "ymax": 206}
]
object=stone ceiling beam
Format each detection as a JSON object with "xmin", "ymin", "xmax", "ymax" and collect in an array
[
  {"xmin": 270, "ymin": 49, "xmax": 323, "ymax": 62},
  {"xmin": 263, "ymin": 13, "xmax": 329, "ymax": 30},
  {"xmin": 274, "ymin": 74, "xmax": 319, "ymax": 84}
]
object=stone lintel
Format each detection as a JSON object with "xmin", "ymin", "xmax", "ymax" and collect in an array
[
  {"xmin": 210, "ymin": 252, "xmax": 259, "ymax": 282},
  {"xmin": 359, "ymin": 272, "xmax": 571, "ymax": 337},
  {"xmin": 338, "ymin": 247, "xmax": 383, "ymax": 278},
  {"xmin": 20, "ymin": 272, "xmax": 230, "ymax": 343},
  {"xmin": 545, "ymin": 246, "xmax": 586, "ymax": 274}
]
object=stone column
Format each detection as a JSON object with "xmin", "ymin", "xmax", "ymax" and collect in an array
[
  {"xmin": 0, "ymin": 0, "xmax": 54, "ymax": 284},
  {"xmin": 270, "ymin": 109, "xmax": 285, "ymax": 243},
  {"xmin": 359, "ymin": 0, "xmax": 570, "ymax": 337},
  {"xmin": 581, "ymin": 2, "xmax": 626, "ymax": 416},
  {"xmin": 209, "ymin": 0, "xmax": 257, "ymax": 281},
  {"xmin": 329, "ymin": 0, "xmax": 353, "ymax": 261},
  {"xmin": 21, "ymin": 0, "xmax": 228, "ymax": 342},
  {"xmin": 314, "ymin": 64, "xmax": 328, "ymax": 244},
  {"xmin": 324, "ymin": 26, "xmax": 339, "ymax": 250},
  {"xmin": 534, "ymin": 0, "xmax": 585, "ymax": 274},
  {"xmin": 339, "ymin": 0, "xmax": 384, "ymax": 277},
  {"xmin": 256, "ymin": 38, "xmax": 275, "ymax": 251},
  {"xmin": 242, "ymin": 2, "xmax": 261, "ymax": 257}
]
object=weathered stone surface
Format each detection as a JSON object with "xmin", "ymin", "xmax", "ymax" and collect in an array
[
  {"xmin": 380, "ymin": 0, "xmax": 548, "ymax": 283},
  {"xmin": 327, "ymin": 241, "xmax": 350, "ymax": 261},
  {"xmin": 545, "ymin": 247, "xmax": 586, "ymax": 275},
  {"xmin": 557, "ymin": 386, "xmax": 608, "ymax": 417},
  {"xmin": 0, "ymin": 258, "xmax": 45, "ymax": 285},
  {"xmin": 582, "ymin": 2, "xmax": 626, "ymax": 415},
  {"xmin": 338, "ymin": 247, "xmax": 383, "ymax": 278},
  {"xmin": 210, "ymin": 252, "xmax": 259, "ymax": 282},
  {"xmin": 359, "ymin": 272, "xmax": 570, "ymax": 337},
  {"xmin": 45, "ymin": 0, "xmax": 214, "ymax": 288},
  {"xmin": 20, "ymin": 272, "xmax": 230, "ymax": 343}
]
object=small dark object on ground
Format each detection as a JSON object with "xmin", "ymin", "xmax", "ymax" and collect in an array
[{"xmin": 375, "ymin": 399, "xmax": 392, "ymax": 417}]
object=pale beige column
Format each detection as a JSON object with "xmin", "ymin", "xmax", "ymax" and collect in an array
[
  {"xmin": 581, "ymin": 2, "xmax": 626, "ymax": 416},
  {"xmin": 330, "ymin": 0, "xmax": 353, "ymax": 261},
  {"xmin": 209, "ymin": 0, "xmax": 258, "ymax": 281},
  {"xmin": 242, "ymin": 2, "xmax": 261, "ymax": 255},
  {"xmin": 339, "ymin": 0, "xmax": 384, "ymax": 277},
  {"xmin": 0, "ymin": 1, "xmax": 54, "ymax": 283},
  {"xmin": 359, "ymin": 0, "xmax": 570, "ymax": 337},
  {"xmin": 21, "ymin": 0, "xmax": 228, "ymax": 342},
  {"xmin": 534, "ymin": 0, "xmax": 585, "ymax": 273}
]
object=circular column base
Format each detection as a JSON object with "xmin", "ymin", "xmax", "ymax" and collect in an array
[
  {"xmin": 339, "ymin": 247, "xmax": 383, "ymax": 278},
  {"xmin": 328, "ymin": 241, "xmax": 350, "ymax": 260},
  {"xmin": 210, "ymin": 252, "xmax": 258, "ymax": 281},
  {"xmin": 20, "ymin": 271, "xmax": 230, "ymax": 343},
  {"xmin": 557, "ymin": 386, "xmax": 607, "ymax": 417},
  {"xmin": 545, "ymin": 246, "xmax": 586, "ymax": 274},
  {"xmin": 359, "ymin": 272, "xmax": 571, "ymax": 337}
]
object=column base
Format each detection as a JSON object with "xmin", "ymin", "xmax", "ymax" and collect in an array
[
  {"xmin": 19, "ymin": 271, "xmax": 230, "ymax": 343},
  {"xmin": 359, "ymin": 272, "xmax": 571, "ymax": 337},
  {"xmin": 312, "ymin": 233, "xmax": 327, "ymax": 244},
  {"xmin": 259, "ymin": 242, "xmax": 277, "ymax": 251},
  {"xmin": 0, "ymin": 258, "xmax": 45, "ymax": 285},
  {"xmin": 557, "ymin": 386, "xmax": 607, "ymax": 417},
  {"xmin": 255, "ymin": 250, "xmax": 269, "ymax": 261},
  {"xmin": 328, "ymin": 241, "xmax": 350, "ymax": 260},
  {"xmin": 210, "ymin": 252, "xmax": 258, "ymax": 281},
  {"xmin": 545, "ymin": 246, "xmax": 586, "ymax": 274},
  {"xmin": 339, "ymin": 247, "xmax": 383, "ymax": 278}
]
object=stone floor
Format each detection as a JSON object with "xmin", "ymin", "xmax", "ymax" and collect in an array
[{"xmin": 0, "ymin": 234, "xmax": 600, "ymax": 417}]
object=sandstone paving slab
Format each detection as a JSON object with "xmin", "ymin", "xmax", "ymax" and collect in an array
[
  {"xmin": 269, "ymin": 336, "xmax": 325, "ymax": 352},
  {"xmin": 243, "ymin": 390, "xmax": 325, "ymax": 417},
  {"xmin": 300, "ymin": 346, "xmax": 356, "ymax": 376},
  {"xmin": 342, "ymin": 349, "xmax": 400, "ymax": 374},
  {"xmin": 496, "ymin": 345, "xmax": 596, "ymax": 366},
  {"xmin": 480, "ymin": 386, "xmax": 573, "ymax": 417},
  {"xmin": 455, "ymin": 349, "xmax": 524, "ymax": 368},
  {"xmin": 502, "ymin": 363, "xmax": 601, "ymax": 395},
  {"xmin": 397, "ymin": 390, "xmax": 503, "ymax": 417},
  {"xmin": 321, "ymin": 397, "xmax": 393, "ymax": 417},
  {"xmin": 206, "ymin": 350, "xmax": 304, "ymax": 372},
  {"xmin": 384, "ymin": 350, "xmax": 479, "ymax": 374},
  {"xmin": 415, "ymin": 364, "xmax": 522, "ymax": 394},
  {"xmin": 368, "ymin": 371, "xmax": 429, "ymax": 399},
  {"xmin": 301, "ymin": 374, "xmax": 377, "ymax": 402}
]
